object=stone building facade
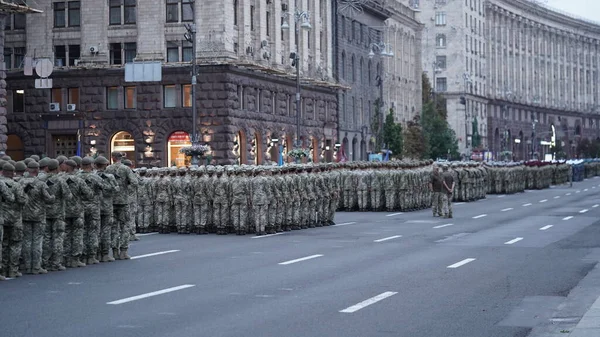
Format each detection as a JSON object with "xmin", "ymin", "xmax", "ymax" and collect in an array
[
  {"xmin": 407, "ymin": 0, "xmax": 600, "ymax": 160},
  {"xmin": 3, "ymin": 0, "xmax": 339, "ymax": 166},
  {"xmin": 334, "ymin": 0, "xmax": 422, "ymax": 160}
]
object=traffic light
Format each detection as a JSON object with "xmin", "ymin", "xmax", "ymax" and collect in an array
[{"xmin": 459, "ymin": 96, "xmax": 466, "ymax": 105}]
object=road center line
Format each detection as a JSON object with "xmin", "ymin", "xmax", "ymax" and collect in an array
[
  {"xmin": 563, "ymin": 216, "xmax": 574, "ymax": 221},
  {"xmin": 278, "ymin": 254, "xmax": 323, "ymax": 265},
  {"xmin": 447, "ymin": 258, "xmax": 476, "ymax": 269},
  {"xmin": 433, "ymin": 223, "xmax": 454, "ymax": 229},
  {"xmin": 333, "ymin": 222, "xmax": 356, "ymax": 227},
  {"xmin": 580, "ymin": 209, "xmax": 589, "ymax": 214},
  {"xmin": 374, "ymin": 235, "xmax": 402, "ymax": 243},
  {"xmin": 339, "ymin": 291, "xmax": 398, "ymax": 313},
  {"xmin": 540, "ymin": 225, "xmax": 553, "ymax": 231},
  {"xmin": 501, "ymin": 208, "xmax": 513, "ymax": 212},
  {"xmin": 472, "ymin": 214, "xmax": 487, "ymax": 219},
  {"xmin": 251, "ymin": 233, "xmax": 284, "ymax": 239},
  {"xmin": 386, "ymin": 213, "xmax": 404, "ymax": 217},
  {"xmin": 522, "ymin": 203, "xmax": 532, "ymax": 207},
  {"xmin": 130, "ymin": 250, "xmax": 180, "ymax": 260},
  {"xmin": 505, "ymin": 237, "xmax": 524, "ymax": 245},
  {"xmin": 540, "ymin": 199, "xmax": 548, "ymax": 203},
  {"xmin": 107, "ymin": 285, "xmax": 195, "ymax": 305}
]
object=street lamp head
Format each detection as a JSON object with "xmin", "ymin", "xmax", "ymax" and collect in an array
[
  {"xmin": 281, "ymin": 20, "xmax": 290, "ymax": 30},
  {"xmin": 184, "ymin": 32, "xmax": 192, "ymax": 43},
  {"xmin": 301, "ymin": 20, "xmax": 311, "ymax": 30},
  {"xmin": 368, "ymin": 50, "xmax": 375, "ymax": 59}
]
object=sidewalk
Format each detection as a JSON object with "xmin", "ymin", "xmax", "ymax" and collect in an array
[{"xmin": 569, "ymin": 295, "xmax": 600, "ymax": 337}]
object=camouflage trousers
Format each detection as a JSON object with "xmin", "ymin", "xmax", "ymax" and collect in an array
[
  {"xmin": 174, "ymin": 199, "xmax": 190, "ymax": 232},
  {"xmin": 431, "ymin": 192, "xmax": 443, "ymax": 217},
  {"xmin": 357, "ymin": 190, "xmax": 369, "ymax": 210},
  {"xmin": 213, "ymin": 202, "xmax": 229, "ymax": 230},
  {"xmin": 2, "ymin": 222, "xmax": 22, "ymax": 277},
  {"xmin": 231, "ymin": 203, "xmax": 248, "ymax": 233},
  {"xmin": 129, "ymin": 201, "xmax": 138, "ymax": 236},
  {"xmin": 193, "ymin": 202, "xmax": 209, "ymax": 231},
  {"xmin": 306, "ymin": 200, "xmax": 317, "ymax": 227},
  {"xmin": 441, "ymin": 192, "xmax": 453, "ymax": 217},
  {"xmin": 83, "ymin": 209, "xmax": 100, "ymax": 258},
  {"xmin": 155, "ymin": 201, "xmax": 169, "ymax": 230},
  {"xmin": 329, "ymin": 198, "xmax": 337, "ymax": 223},
  {"xmin": 99, "ymin": 214, "xmax": 113, "ymax": 255},
  {"xmin": 385, "ymin": 190, "xmax": 396, "ymax": 211},
  {"xmin": 371, "ymin": 190, "xmax": 383, "ymax": 211},
  {"xmin": 253, "ymin": 204, "xmax": 267, "ymax": 234},
  {"xmin": 112, "ymin": 205, "xmax": 130, "ymax": 250},
  {"xmin": 64, "ymin": 215, "xmax": 84, "ymax": 258},
  {"xmin": 137, "ymin": 204, "xmax": 152, "ymax": 233},
  {"xmin": 268, "ymin": 202, "xmax": 280, "ymax": 231},
  {"xmin": 319, "ymin": 199, "xmax": 329, "ymax": 225},
  {"xmin": 292, "ymin": 200, "xmax": 301, "ymax": 229},
  {"xmin": 42, "ymin": 218, "xmax": 65, "ymax": 269},
  {"xmin": 343, "ymin": 190, "xmax": 356, "ymax": 210},
  {"xmin": 21, "ymin": 221, "xmax": 45, "ymax": 273},
  {"xmin": 275, "ymin": 203, "xmax": 285, "ymax": 231}
]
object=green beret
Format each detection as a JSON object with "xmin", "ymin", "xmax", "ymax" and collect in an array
[
  {"xmin": 47, "ymin": 159, "xmax": 60, "ymax": 171},
  {"xmin": 81, "ymin": 156, "xmax": 94, "ymax": 166},
  {"xmin": 38, "ymin": 157, "xmax": 50, "ymax": 168},
  {"xmin": 29, "ymin": 155, "xmax": 40, "ymax": 162},
  {"xmin": 2, "ymin": 163, "xmax": 15, "ymax": 171},
  {"xmin": 27, "ymin": 161, "xmax": 40, "ymax": 169},
  {"xmin": 70, "ymin": 156, "xmax": 82, "ymax": 167},
  {"xmin": 94, "ymin": 156, "xmax": 110, "ymax": 165},
  {"xmin": 14, "ymin": 161, "xmax": 27, "ymax": 172}
]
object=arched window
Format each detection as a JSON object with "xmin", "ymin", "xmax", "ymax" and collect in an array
[
  {"xmin": 110, "ymin": 131, "xmax": 136, "ymax": 166},
  {"xmin": 436, "ymin": 34, "xmax": 446, "ymax": 48}
]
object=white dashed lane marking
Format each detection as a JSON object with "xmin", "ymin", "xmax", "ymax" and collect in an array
[
  {"xmin": 523, "ymin": 203, "xmax": 532, "ymax": 207},
  {"xmin": 539, "ymin": 199, "xmax": 548, "ymax": 203},
  {"xmin": 107, "ymin": 285, "xmax": 196, "ymax": 305},
  {"xmin": 593, "ymin": 205, "xmax": 599, "ymax": 208},
  {"xmin": 333, "ymin": 222, "xmax": 356, "ymax": 227},
  {"xmin": 501, "ymin": 208, "xmax": 513, "ymax": 212},
  {"xmin": 563, "ymin": 216, "xmax": 574, "ymax": 221},
  {"xmin": 339, "ymin": 292, "xmax": 398, "ymax": 313},
  {"xmin": 373, "ymin": 235, "xmax": 402, "ymax": 243},
  {"xmin": 251, "ymin": 233, "xmax": 284, "ymax": 239},
  {"xmin": 278, "ymin": 254, "xmax": 323, "ymax": 265},
  {"xmin": 580, "ymin": 209, "xmax": 589, "ymax": 214},
  {"xmin": 447, "ymin": 258, "xmax": 476, "ymax": 269},
  {"xmin": 505, "ymin": 237, "xmax": 524, "ymax": 245},
  {"xmin": 130, "ymin": 250, "xmax": 180, "ymax": 260},
  {"xmin": 566, "ymin": 193, "xmax": 572, "ymax": 196},
  {"xmin": 386, "ymin": 213, "xmax": 404, "ymax": 217},
  {"xmin": 554, "ymin": 196, "xmax": 560, "ymax": 199},
  {"xmin": 433, "ymin": 223, "xmax": 454, "ymax": 229},
  {"xmin": 472, "ymin": 214, "xmax": 487, "ymax": 219},
  {"xmin": 540, "ymin": 225, "xmax": 553, "ymax": 231}
]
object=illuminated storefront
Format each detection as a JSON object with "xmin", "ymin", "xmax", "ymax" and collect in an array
[
  {"xmin": 167, "ymin": 131, "xmax": 191, "ymax": 167},
  {"xmin": 110, "ymin": 131, "xmax": 136, "ymax": 166}
]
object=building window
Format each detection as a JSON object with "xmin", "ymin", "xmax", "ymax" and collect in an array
[
  {"xmin": 12, "ymin": 90, "xmax": 24, "ymax": 113},
  {"xmin": 68, "ymin": 1, "xmax": 80, "ymax": 27},
  {"xmin": 167, "ymin": 41, "xmax": 179, "ymax": 62},
  {"xmin": 3, "ymin": 48, "xmax": 11, "ymax": 70},
  {"xmin": 107, "ymin": 87, "xmax": 119, "ymax": 110},
  {"xmin": 68, "ymin": 45, "xmax": 80, "ymax": 66},
  {"xmin": 110, "ymin": 42, "xmax": 136, "ymax": 64},
  {"xmin": 166, "ymin": 0, "xmax": 193, "ymax": 23},
  {"xmin": 166, "ymin": 0, "xmax": 178, "ymax": 22},
  {"xmin": 124, "ymin": 0, "xmax": 136, "ymax": 24},
  {"xmin": 54, "ymin": 2, "xmax": 66, "ymax": 28},
  {"xmin": 436, "ymin": 55, "xmax": 447, "ymax": 70},
  {"xmin": 250, "ymin": 6, "xmax": 255, "ymax": 31},
  {"xmin": 68, "ymin": 88, "xmax": 79, "ymax": 106},
  {"xmin": 55, "ymin": 45, "xmax": 80, "ymax": 67},
  {"xmin": 435, "ymin": 12, "xmax": 446, "ymax": 26},
  {"xmin": 182, "ymin": 84, "xmax": 192, "ymax": 107},
  {"xmin": 436, "ymin": 77, "xmax": 447, "ymax": 92},
  {"xmin": 436, "ymin": 34, "xmax": 446, "ymax": 47},
  {"xmin": 13, "ymin": 47, "xmax": 25, "ymax": 69},
  {"xmin": 182, "ymin": 0, "xmax": 193, "ymax": 21},
  {"xmin": 109, "ymin": 0, "xmax": 121, "ymax": 25},
  {"xmin": 54, "ymin": 45, "xmax": 66, "ymax": 66},
  {"xmin": 5, "ymin": 13, "xmax": 26, "ymax": 30},
  {"xmin": 51, "ymin": 89, "xmax": 63, "ymax": 108},
  {"xmin": 110, "ymin": 0, "xmax": 136, "ymax": 25},
  {"xmin": 110, "ymin": 43, "xmax": 122, "ymax": 64},
  {"xmin": 124, "ymin": 43, "xmax": 136, "ymax": 63},
  {"xmin": 124, "ymin": 86, "xmax": 136, "ymax": 109},
  {"xmin": 233, "ymin": 0, "xmax": 238, "ymax": 26},
  {"xmin": 164, "ymin": 85, "xmax": 177, "ymax": 108},
  {"xmin": 182, "ymin": 41, "xmax": 192, "ymax": 62},
  {"xmin": 266, "ymin": 11, "xmax": 270, "ymax": 36}
]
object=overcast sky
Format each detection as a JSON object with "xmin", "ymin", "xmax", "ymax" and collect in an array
[{"xmin": 544, "ymin": 0, "xmax": 600, "ymax": 23}]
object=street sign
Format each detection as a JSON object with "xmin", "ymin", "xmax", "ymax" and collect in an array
[
  {"xmin": 35, "ymin": 78, "xmax": 53, "ymax": 89},
  {"xmin": 34, "ymin": 58, "xmax": 53, "ymax": 78}
]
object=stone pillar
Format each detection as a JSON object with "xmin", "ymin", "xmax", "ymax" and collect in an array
[{"xmin": 0, "ymin": 14, "xmax": 7, "ymax": 153}]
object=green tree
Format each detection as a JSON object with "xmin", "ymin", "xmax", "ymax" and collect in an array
[
  {"xmin": 370, "ymin": 98, "xmax": 383, "ymax": 151},
  {"xmin": 551, "ymin": 141, "xmax": 566, "ymax": 160},
  {"xmin": 383, "ymin": 108, "xmax": 403, "ymax": 158},
  {"xmin": 403, "ymin": 114, "xmax": 427, "ymax": 159},
  {"xmin": 421, "ymin": 101, "xmax": 459, "ymax": 160}
]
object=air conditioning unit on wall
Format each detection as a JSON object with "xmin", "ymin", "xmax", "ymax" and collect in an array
[
  {"xmin": 67, "ymin": 104, "xmax": 76, "ymax": 111},
  {"xmin": 49, "ymin": 102, "xmax": 60, "ymax": 112}
]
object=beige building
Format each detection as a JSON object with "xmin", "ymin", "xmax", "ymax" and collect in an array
[{"xmin": 407, "ymin": 0, "xmax": 600, "ymax": 159}]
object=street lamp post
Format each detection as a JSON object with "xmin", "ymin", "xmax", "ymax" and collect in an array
[
  {"xmin": 184, "ymin": 23, "xmax": 198, "ymax": 146},
  {"xmin": 368, "ymin": 41, "xmax": 393, "ymax": 151},
  {"xmin": 281, "ymin": 8, "xmax": 312, "ymax": 149},
  {"xmin": 531, "ymin": 113, "xmax": 538, "ymax": 160}
]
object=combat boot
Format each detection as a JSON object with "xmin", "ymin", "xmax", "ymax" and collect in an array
[
  {"xmin": 101, "ymin": 253, "xmax": 114, "ymax": 262},
  {"xmin": 32, "ymin": 268, "xmax": 48, "ymax": 275},
  {"xmin": 113, "ymin": 249, "xmax": 121, "ymax": 260},
  {"xmin": 88, "ymin": 256, "xmax": 100, "ymax": 265},
  {"xmin": 71, "ymin": 257, "xmax": 86, "ymax": 268},
  {"xmin": 0, "ymin": 275, "xmax": 6, "ymax": 281},
  {"xmin": 119, "ymin": 249, "xmax": 131, "ymax": 260}
]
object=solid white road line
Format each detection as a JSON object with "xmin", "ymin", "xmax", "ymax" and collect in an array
[
  {"xmin": 501, "ymin": 208, "xmax": 513, "ymax": 212},
  {"xmin": 130, "ymin": 250, "xmax": 180, "ymax": 260},
  {"xmin": 563, "ymin": 216, "xmax": 574, "ymax": 221},
  {"xmin": 454, "ymin": 202, "xmax": 466, "ymax": 205},
  {"xmin": 333, "ymin": 222, "xmax": 356, "ymax": 227},
  {"xmin": 251, "ymin": 233, "xmax": 284, "ymax": 239},
  {"xmin": 580, "ymin": 209, "xmax": 589, "ymax": 214},
  {"xmin": 339, "ymin": 292, "xmax": 398, "ymax": 313},
  {"xmin": 497, "ymin": 195, "xmax": 506, "ymax": 198},
  {"xmin": 447, "ymin": 258, "xmax": 476, "ymax": 269},
  {"xmin": 540, "ymin": 225, "xmax": 554, "ymax": 231},
  {"xmin": 278, "ymin": 254, "xmax": 323, "ymax": 265},
  {"xmin": 505, "ymin": 237, "xmax": 524, "ymax": 245},
  {"xmin": 540, "ymin": 199, "xmax": 548, "ymax": 203},
  {"xmin": 135, "ymin": 232, "xmax": 159, "ymax": 237},
  {"xmin": 523, "ymin": 203, "xmax": 532, "ymax": 207},
  {"xmin": 386, "ymin": 213, "xmax": 404, "ymax": 217},
  {"xmin": 472, "ymin": 214, "xmax": 487, "ymax": 219},
  {"xmin": 374, "ymin": 235, "xmax": 402, "ymax": 243},
  {"xmin": 433, "ymin": 223, "xmax": 454, "ymax": 229},
  {"xmin": 107, "ymin": 285, "xmax": 195, "ymax": 305},
  {"xmin": 554, "ymin": 196, "xmax": 561, "ymax": 199}
]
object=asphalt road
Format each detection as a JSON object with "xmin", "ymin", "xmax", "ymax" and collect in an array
[{"xmin": 2, "ymin": 179, "xmax": 600, "ymax": 337}]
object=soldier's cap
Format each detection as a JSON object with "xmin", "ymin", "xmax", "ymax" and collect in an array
[
  {"xmin": 138, "ymin": 167, "xmax": 147, "ymax": 173},
  {"xmin": 178, "ymin": 167, "xmax": 187, "ymax": 172},
  {"xmin": 65, "ymin": 159, "xmax": 77, "ymax": 168},
  {"xmin": 123, "ymin": 159, "xmax": 133, "ymax": 167},
  {"xmin": 94, "ymin": 156, "xmax": 110, "ymax": 165},
  {"xmin": 70, "ymin": 156, "xmax": 83, "ymax": 167},
  {"xmin": 1, "ymin": 155, "xmax": 11, "ymax": 161},
  {"xmin": 2, "ymin": 163, "xmax": 15, "ymax": 171},
  {"xmin": 37, "ymin": 157, "xmax": 50, "ymax": 168},
  {"xmin": 29, "ymin": 155, "xmax": 40, "ymax": 162},
  {"xmin": 0, "ymin": 160, "xmax": 6, "ymax": 168},
  {"xmin": 81, "ymin": 156, "xmax": 94, "ymax": 166},
  {"xmin": 111, "ymin": 151, "xmax": 124, "ymax": 158},
  {"xmin": 23, "ymin": 157, "xmax": 33, "ymax": 165},
  {"xmin": 14, "ymin": 161, "xmax": 27, "ymax": 172},
  {"xmin": 7, "ymin": 159, "xmax": 16, "ymax": 166},
  {"xmin": 27, "ymin": 161, "xmax": 40, "ymax": 169},
  {"xmin": 56, "ymin": 155, "xmax": 68, "ymax": 164},
  {"xmin": 47, "ymin": 159, "xmax": 60, "ymax": 171}
]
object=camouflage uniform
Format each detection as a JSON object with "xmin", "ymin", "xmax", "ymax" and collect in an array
[
  {"xmin": 136, "ymin": 169, "xmax": 154, "ymax": 234},
  {"xmin": 250, "ymin": 168, "xmax": 268, "ymax": 235},
  {"xmin": 192, "ymin": 168, "xmax": 211, "ymax": 234},
  {"xmin": 173, "ymin": 168, "xmax": 192, "ymax": 234},
  {"xmin": 78, "ymin": 157, "xmax": 104, "ymax": 265},
  {"xmin": 0, "ymin": 167, "xmax": 21, "ymax": 279},
  {"xmin": 96, "ymin": 158, "xmax": 119, "ymax": 262},
  {"xmin": 212, "ymin": 168, "xmax": 229, "ymax": 235},
  {"xmin": 154, "ymin": 170, "xmax": 171, "ymax": 233},
  {"xmin": 357, "ymin": 168, "xmax": 369, "ymax": 211},
  {"xmin": 230, "ymin": 168, "xmax": 250, "ymax": 235}
]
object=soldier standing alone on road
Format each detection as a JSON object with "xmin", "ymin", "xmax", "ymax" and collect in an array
[
  {"xmin": 441, "ymin": 165, "xmax": 455, "ymax": 219},
  {"xmin": 429, "ymin": 165, "xmax": 443, "ymax": 217}
]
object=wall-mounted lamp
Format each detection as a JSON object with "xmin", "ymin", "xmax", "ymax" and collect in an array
[
  {"xmin": 334, "ymin": 143, "xmax": 341, "ymax": 149},
  {"xmin": 90, "ymin": 139, "xmax": 96, "ymax": 145},
  {"xmin": 514, "ymin": 139, "xmax": 521, "ymax": 144},
  {"xmin": 145, "ymin": 136, "xmax": 154, "ymax": 144},
  {"xmin": 325, "ymin": 145, "xmax": 330, "ymax": 151}
]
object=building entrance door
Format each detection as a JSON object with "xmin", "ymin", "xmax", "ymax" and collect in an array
[{"xmin": 52, "ymin": 134, "xmax": 78, "ymax": 158}]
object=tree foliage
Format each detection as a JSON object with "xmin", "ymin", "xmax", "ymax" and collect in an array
[
  {"xmin": 370, "ymin": 98, "xmax": 383, "ymax": 151},
  {"xmin": 403, "ymin": 114, "xmax": 428, "ymax": 159},
  {"xmin": 576, "ymin": 138, "xmax": 600, "ymax": 158},
  {"xmin": 551, "ymin": 140, "xmax": 567, "ymax": 160},
  {"xmin": 383, "ymin": 108, "xmax": 403, "ymax": 159}
]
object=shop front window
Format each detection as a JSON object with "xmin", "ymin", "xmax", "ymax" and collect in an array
[
  {"xmin": 167, "ymin": 131, "xmax": 191, "ymax": 167},
  {"xmin": 111, "ymin": 131, "xmax": 136, "ymax": 166}
]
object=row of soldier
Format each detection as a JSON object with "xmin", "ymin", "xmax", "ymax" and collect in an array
[{"xmin": 0, "ymin": 152, "xmax": 137, "ymax": 279}]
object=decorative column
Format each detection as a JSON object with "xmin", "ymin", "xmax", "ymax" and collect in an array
[{"xmin": 0, "ymin": 14, "xmax": 7, "ymax": 153}]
